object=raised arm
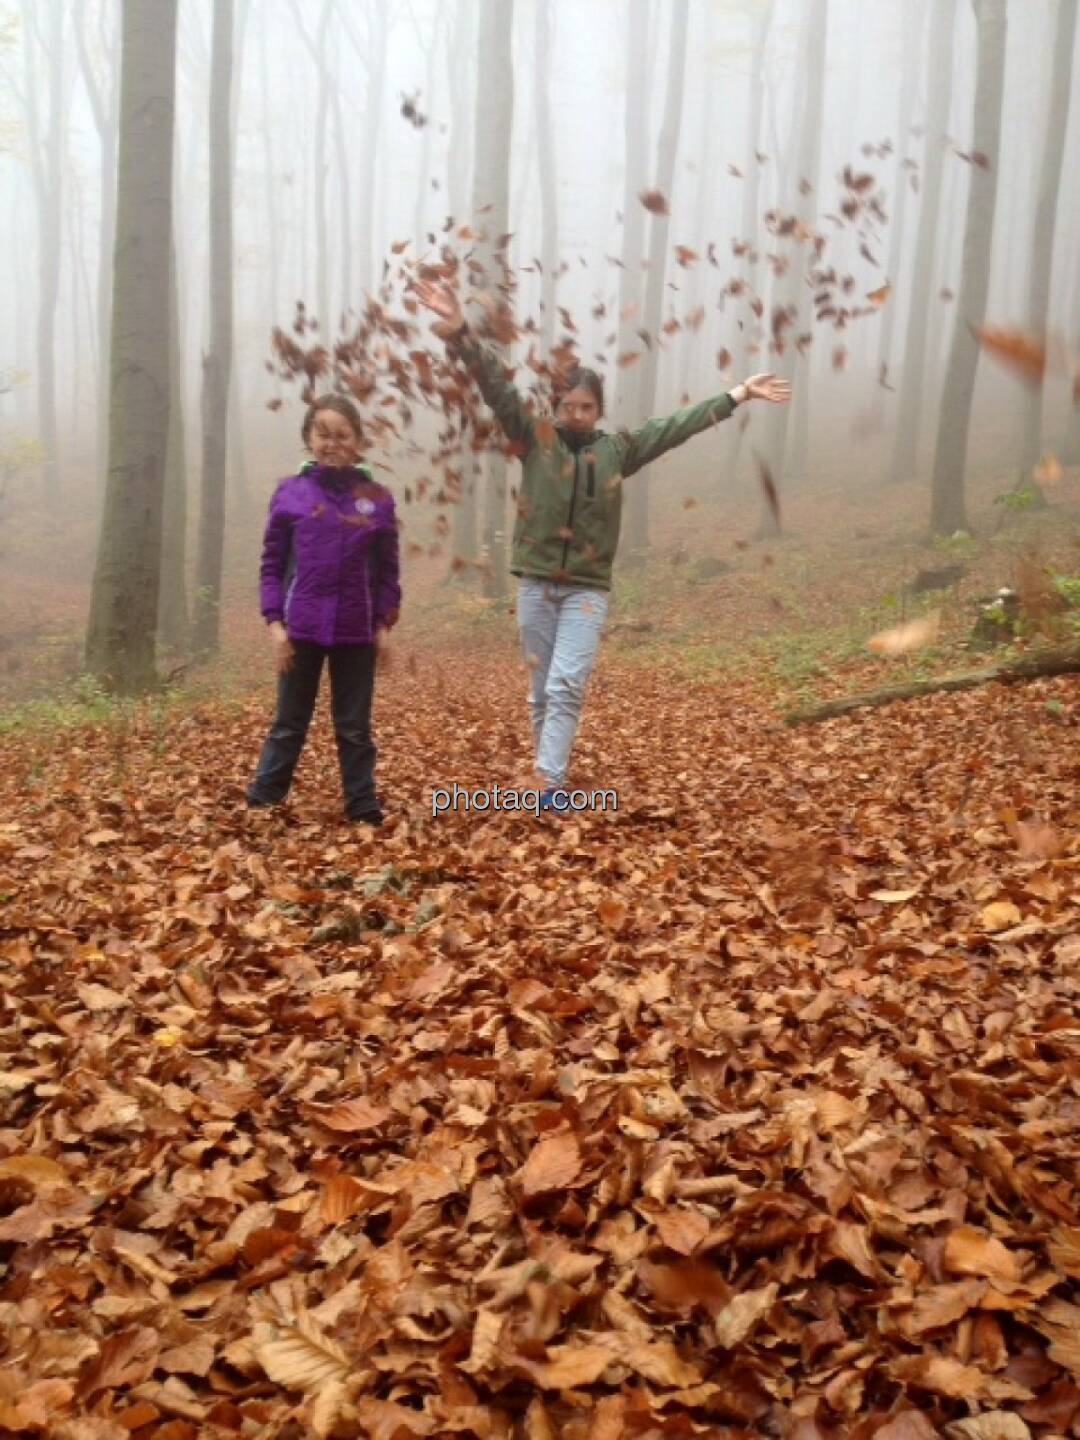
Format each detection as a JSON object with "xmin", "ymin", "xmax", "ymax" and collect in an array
[
  {"xmin": 619, "ymin": 372, "xmax": 791, "ymax": 477},
  {"xmin": 414, "ymin": 280, "xmax": 534, "ymax": 448}
]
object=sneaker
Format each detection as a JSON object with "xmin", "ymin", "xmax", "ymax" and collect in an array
[{"xmin": 347, "ymin": 809, "xmax": 384, "ymax": 827}]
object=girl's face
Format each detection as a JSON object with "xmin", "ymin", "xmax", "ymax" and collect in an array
[
  {"xmin": 309, "ymin": 408, "xmax": 362, "ymax": 467},
  {"xmin": 555, "ymin": 386, "xmax": 600, "ymax": 435}
]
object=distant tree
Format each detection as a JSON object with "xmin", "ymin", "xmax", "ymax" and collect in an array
[
  {"xmin": 624, "ymin": 0, "xmax": 690, "ymax": 564},
  {"xmin": 891, "ymin": 0, "xmax": 956, "ymax": 486},
  {"xmin": 74, "ymin": 0, "xmax": 120, "ymax": 495},
  {"xmin": 191, "ymin": 0, "xmax": 234, "ymax": 657},
  {"xmin": 1020, "ymin": 0, "xmax": 1077, "ymax": 472},
  {"xmin": 929, "ymin": 0, "xmax": 1008, "ymax": 536},
  {"xmin": 470, "ymin": 0, "xmax": 514, "ymax": 597}
]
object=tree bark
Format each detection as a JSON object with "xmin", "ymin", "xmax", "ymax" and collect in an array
[
  {"xmin": 86, "ymin": 0, "xmax": 178, "ymax": 693},
  {"xmin": 891, "ymin": 0, "xmax": 956, "ymax": 486},
  {"xmin": 74, "ymin": 0, "xmax": 120, "ymax": 499},
  {"xmin": 534, "ymin": 0, "xmax": 558, "ymax": 357},
  {"xmin": 928, "ymin": 0, "xmax": 1008, "ymax": 536},
  {"xmin": 158, "ymin": 231, "xmax": 189, "ymax": 653},
  {"xmin": 784, "ymin": 641, "xmax": 1080, "ymax": 726},
  {"xmin": 471, "ymin": 0, "xmax": 514, "ymax": 599},
  {"xmin": 191, "ymin": 0, "xmax": 234, "ymax": 658},
  {"xmin": 448, "ymin": 0, "xmax": 478, "ymax": 567},
  {"xmin": 624, "ymin": 0, "xmax": 690, "ymax": 563},
  {"xmin": 1020, "ymin": 0, "xmax": 1077, "ymax": 471},
  {"xmin": 20, "ymin": 0, "xmax": 65, "ymax": 497},
  {"xmin": 762, "ymin": 0, "xmax": 827, "ymax": 512}
]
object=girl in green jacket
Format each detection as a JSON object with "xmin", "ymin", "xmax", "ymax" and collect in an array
[{"xmin": 415, "ymin": 280, "xmax": 790, "ymax": 810}]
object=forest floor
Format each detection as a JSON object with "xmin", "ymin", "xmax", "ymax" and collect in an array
[{"xmin": 0, "ymin": 468, "xmax": 1078, "ymax": 1437}]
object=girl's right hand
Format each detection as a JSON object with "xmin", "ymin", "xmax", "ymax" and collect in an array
[
  {"xmin": 413, "ymin": 280, "xmax": 464, "ymax": 334},
  {"xmin": 269, "ymin": 621, "xmax": 294, "ymax": 673}
]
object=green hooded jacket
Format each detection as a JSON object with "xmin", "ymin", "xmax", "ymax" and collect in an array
[{"xmin": 459, "ymin": 336, "xmax": 737, "ymax": 590}]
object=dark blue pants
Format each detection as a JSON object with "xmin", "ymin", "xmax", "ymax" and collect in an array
[{"xmin": 248, "ymin": 642, "xmax": 379, "ymax": 818}]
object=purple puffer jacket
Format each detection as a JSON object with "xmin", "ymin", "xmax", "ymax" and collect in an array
[{"xmin": 259, "ymin": 462, "xmax": 401, "ymax": 646}]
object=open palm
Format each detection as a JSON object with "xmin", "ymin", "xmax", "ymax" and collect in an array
[
  {"xmin": 413, "ymin": 280, "xmax": 463, "ymax": 332},
  {"xmin": 745, "ymin": 373, "xmax": 792, "ymax": 404}
]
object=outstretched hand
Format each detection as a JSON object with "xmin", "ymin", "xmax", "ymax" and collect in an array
[
  {"xmin": 744, "ymin": 373, "xmax": 792, "ymax": 404},
  {"xmin": 412, "ymin": 280, "xmax": 464, "ymax": 337}
]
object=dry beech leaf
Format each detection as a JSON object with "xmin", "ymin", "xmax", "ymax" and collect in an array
[
  {"xmin": 253, "ymin": 1312, "xmax": 351, "ymax": 1393},
  {"xmin": 979, "ymin": 901, "xmax": 1022, "ymax": 933},
  {"xmin": 943, "ymin": 1226, "xmax": 1022, "ymax": 1282},
  {"xmin": 947, "ymin": 1415, "xmax": 1032, "ymax": 1440},
  {"xmin": 713, "ymin": 1282, "xmax": 779, "ymax": 1347},
  {"xmin": 520, "ymin": 1130, "xmax": 582, "ymax": 1196},
  {"xmin": 307, "ymin": 1098, "xmax": 391, "ymax": 1132},
  {"xmin": 654, "ymin": 1207, "xmax": 710, "ymax": 1256},
  {"xmin": 512, "ymin": 1342, "xmax": 615, "ymax": 1390}
]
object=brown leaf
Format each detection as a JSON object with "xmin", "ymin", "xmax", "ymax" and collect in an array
[
  {"xmin": 520, "ymin": 1130, "xmax": 582, "ymax": 1196},
  {"xmin": 655, "ymin": 1207, "xmax": 710, "ymax": 1256}
]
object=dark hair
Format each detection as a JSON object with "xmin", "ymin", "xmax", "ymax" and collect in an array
[
  {"xmin": 556, "ymin": 367, "xmax": 604, "ymax": 417},
  {"xmin": 302, "ymin": 393, "xmax": 365, "ymax": 447}
]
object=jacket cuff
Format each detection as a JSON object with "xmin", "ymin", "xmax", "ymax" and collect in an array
[{"xmin": 263, "ymin": 609, "xmax": 284, "ymax": 624}]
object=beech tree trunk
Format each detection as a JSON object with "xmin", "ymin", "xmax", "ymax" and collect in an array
[
  {"xmin": 85, "ymin": 0, "xmax": 178, "ymax": 693},
  {"xmin": 192, "ymin": 0, "xmax": 234, "ymax": 657},
  {"xmin": 929, "ymin": 0, "xmax": 1008, "ymax": 536}
]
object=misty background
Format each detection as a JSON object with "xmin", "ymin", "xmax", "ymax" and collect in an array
[{"xmin": 0, "ymin": 0, "xmax": 1077, "ymax": 696}]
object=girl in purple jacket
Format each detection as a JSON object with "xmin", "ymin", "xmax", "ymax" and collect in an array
[{"xmin": 247, "ymin": 395, "xmax": 400, "ymax": 825}]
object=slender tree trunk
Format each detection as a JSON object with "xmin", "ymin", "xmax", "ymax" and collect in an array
[
  {"xmin": 624, "ymin": 0, "xmax": 690, "ymax": 562},
  {"xmin": 21, "ymin": 0, "xmax": 65, "ymax": 496},
  {"xmin": 159, "ymin": 232, "xmax": 189, "ymax": 653},
  {"xmin": 891, "ymin": 0, "xmax": 956, "ymax": 486},
  {"xmin": 677, "ymin": 4, "xmax": 717, "ymax": 405},
  {"xmin": 258, "ymin": 22, "xmax": 281, "ymax": 324},
  {"xmin": 448, "ymin": 0, "xmax": 478, "ymax": 566},
  {"xmin": 413, "ymin": 2, "xmax": 443, "ymax": 250},
  {"xmin": 472, "ymin": 0, "xmax": 514, "ymax": 598},
  {"xmin": 341, "ymin": 0, "xmax": 388, "ymax": 297},
  {"xmin": 727, "ymin": 0, "xmax": 774, "ymax": 477},
  {"xmin": 929, "ymin": 0, "xmax": 1008, "ymax": 536},
  {"xmin": 534, "ymin": 0, "xmax": 558, "ymax": 357},
  {"xmin": 875, "ymin": 0, "xmax": 925, "ymax": 407},
  {"xmin": 766, "ymin": 0, "xmax": 827, "ymax": 507},
  {"xmin": 615, "ymin": 0, "xmax": 649, "ymax": 531},
  {"xmin": 86, "ymin": 0, "xmax": 178, "ymax": 693},
  {"xmin": 74, "ymin": 0, "xmax": 120, "ymax": 499},
  {"xmin": 1020, "ymin": 0, "xmax": 1077, "ymax": 471},
  {"xmin": 192, "ymin": 0, "xmax": 234, "ymax": 657}
]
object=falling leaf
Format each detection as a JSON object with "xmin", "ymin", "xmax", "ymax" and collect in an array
[
  {"xmin": 639, "ymin": 189, "xmax": 670, "ymax": 216},
  {"xmin": 866, "ymin": 283, "xmax": 891, "ymax": 308},
  {"xmin": 973, "ymin": 326, "xmax": 1047, "ymax": 385},
  {"xmin": 754, "ymin": 453, "xmax": 781, "ymax": 531}
]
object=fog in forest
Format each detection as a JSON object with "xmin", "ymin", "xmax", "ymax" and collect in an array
[{"xmin": 0, "ymin": 0, "xmax": 1077, "ymax": 698}]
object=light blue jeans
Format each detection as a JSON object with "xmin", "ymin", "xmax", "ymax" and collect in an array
[{"xmin": 517, "ymin": 577, "xmax": 609, "ymax": 785}]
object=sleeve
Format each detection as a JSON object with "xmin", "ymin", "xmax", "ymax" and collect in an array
[
  {"xmin": 259, "ymin": 484, "xmax": 294, "ymax": 623},
  {"xmin": 373, "ymin": 500, "xmax": 402, "ymax": 630},
  {"xmin": 618, "ymin": 392, "xmax": 737, "ymax": 478},
  {"xmin": 455, "ymin": 331, "xmax": 536, "ymax": 448}
]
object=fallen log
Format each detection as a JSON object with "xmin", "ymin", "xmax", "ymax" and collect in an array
[{"xmin": 784, "ymin": 640, "xmax": 1080, "ymax": 726}]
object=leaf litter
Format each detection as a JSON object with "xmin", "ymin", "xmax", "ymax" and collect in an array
[{"xmin": 0, "ymin": 643, "xmax": 1077, "ymax": 1437}]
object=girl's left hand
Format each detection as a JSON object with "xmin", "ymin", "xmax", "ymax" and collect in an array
[
  {"xmin": 744, "ymin": 373, "xmax": 792, "ymax": 403},
  {"xmin": 374, "ymin": 626, "xmax": 392, "ymax": 667}
]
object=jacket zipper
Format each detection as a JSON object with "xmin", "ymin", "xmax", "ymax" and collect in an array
[
  {"xmin": 560, "ymin": 452, "xmax": 581, "ymax": 574},
  {"xmin": 586, "ymin": 456, "xmax": 596, "ymax": 498}
]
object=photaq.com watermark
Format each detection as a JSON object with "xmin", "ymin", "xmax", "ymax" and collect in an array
[{"xmin": 431, "ymin": 784, "xmax": 618, "ymax": 818}]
